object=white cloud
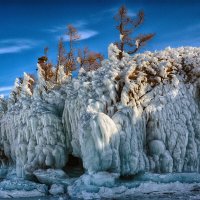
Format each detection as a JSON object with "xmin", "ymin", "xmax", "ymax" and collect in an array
[
  {"xmin": 62, "ymin": 30, "xmax": 98, "ymax": 41},
  {"xmin": 73, "ymin": 20, "xmax": 88, "ymax": 28},
  {"xmin": 46, "ymin": 21, "xmax": 97, "ymax": 41},
  {"xmin": 45, "ymin": 25, "xmax": 66, "ymax": 33},
  {"xmin": 45, "ymin": 20, "xmax": 88, "ymax": 33},
  {"xmin": 0, "ymin": 86, "xmax": 13, "ymax": 92},
  {"xmin": 0, "ymin": 45, "xmax": 31, "ymax": 54},
  {"xmin": 0, "ymin": 86, "xmax": 13, "ymax": 98},
  {"xmin": 0, "ymin": 39, "xmax": 32, "ymax": 44},
  {"xmin": 0, "ymin": 39, "xmax": 36, "ymax": 54}
]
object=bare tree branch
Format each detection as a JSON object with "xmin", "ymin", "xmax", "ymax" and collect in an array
[{"xmin": 114, "ymin": 5, "xmax": 155, "ymax": 60}]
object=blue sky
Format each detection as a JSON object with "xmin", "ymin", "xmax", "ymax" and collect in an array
[{"xmin": 0, "ymin": 0, "xmax": 200, "ymax": 97}]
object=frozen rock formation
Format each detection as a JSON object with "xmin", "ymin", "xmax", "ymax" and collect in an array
[
  {"xmin": 0, "ymin": 97, "xmax": 7, "ymax": 118},
  {"xmin": 0, "ymin": 70, "xmax": 67, "ymax": 177},
  {"xmin": 62, "ymin": 44, "xmax": 200, "ymax": 176},
  {"xmin": 0, "ymin": 44, "xmax": 200, "ymax": 179}
]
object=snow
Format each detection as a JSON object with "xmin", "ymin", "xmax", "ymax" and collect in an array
[{"xmin": 0, "ymin": 44, "xmax": 200, "ymax": 198}]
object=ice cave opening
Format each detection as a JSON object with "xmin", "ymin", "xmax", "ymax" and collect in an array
[
  {"xmin": 0, "ymin": 149, "xmax": 9, "ymax": 167},
  {"xmin": 119, "ymin": 173, "xmax": 137, "ymax": 180},
  {"xmin": 64, "ymin": 154, "xmax": 84, "ymax": 178}
]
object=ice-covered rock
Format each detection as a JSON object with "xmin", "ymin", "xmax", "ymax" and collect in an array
[
  {"xmin": 0, "ymin": 89, "xmax": 67, "ymax": 177},
  {"xmin": 68, "ymin": 172, "xmax": 119, "ymax": 199},
  {"xmin": 33, "ymin": 169, "xmax": 69, "ymax": 185},
  {"xmin": 1, "ymin": 44, "xmax": 200, "ymax": 179},
  {"xmin": 0, "ymin": 97, "xmax": 7, "ymax": 118},
  {"xmin": 62, "ymin": 45, "xmax": 200, "ymax": 176},
  {"xmin": 49, "ymin": 184, "xmax": 65, "ymax": 195},
  {"xmin": 0, "ymin": 179, "xmax": 48, "ymax": 198}
]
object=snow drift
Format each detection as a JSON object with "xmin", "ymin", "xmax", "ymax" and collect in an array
[{"xmin": 0, "ymin": 44, "xmax": 200, "ymax": 178}]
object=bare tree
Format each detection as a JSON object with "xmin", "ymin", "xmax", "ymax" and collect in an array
[
  {"xmin": 114, "ymin": 5, "xmax": 155, "ymax": 60},
  {"xmin": 78, "ymin": 48, "xmax": 89, "ymax": 68},
  {"xmin": 27, "ymin": 74, "xmax": 35, "ymax": 94},
  {"xmin": 78, "ymin": 47, "xmax": 104, "ymax": 71},
  {"xmin": 65, "ymin": 24, "xmax": 80, "ymax": 74},
  {"xmin": 56, "ymin": 38, "xmax": 67, "ymax": 81},
  {"xmin": 57, "ymin": 37, "xmax": 66, "ymax": 66},
  {"xmin": 38, "ymin": 47, "xmax": 54, "ymax": 81}
]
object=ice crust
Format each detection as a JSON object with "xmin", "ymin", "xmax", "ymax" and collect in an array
[{"xmin": 1, "ymin": 44, "xmax": 200, "ymax": 179}]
